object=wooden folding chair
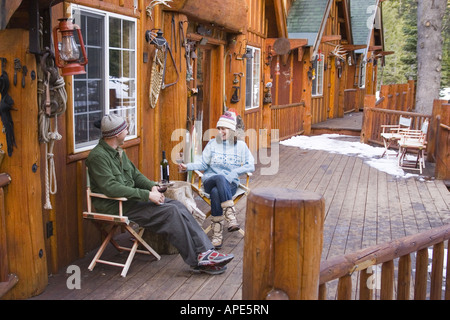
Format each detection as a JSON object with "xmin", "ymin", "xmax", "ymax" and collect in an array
[
  {"xmin": 397, "ymin": 119, "xmax": 429, "ymax": 174},
  {"xmin": 83, "ymin": 169, "xmax": 160, "ymax": 277},
  {"xmin": 380, "ymin": 115, "xmax": 412, "ymax": 157},
  {"xmin": 190, "ymin": 170, "xmax": 251, "ymax": 236}
]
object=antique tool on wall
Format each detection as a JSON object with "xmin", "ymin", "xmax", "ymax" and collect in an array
[
  {"xmin": 13, "ymin": 58, "xmax": 21, "ymax": 86},
  {"xmin": 230, "ymin": 72, "xmax": 243, "ymax": 104},
  {"xmin": 21, "ymin": 65, "xmax": 27, "ymax": 88}
]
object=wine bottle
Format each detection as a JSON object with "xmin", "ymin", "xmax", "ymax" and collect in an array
[{"xmin": 160, "ymin": 150, "xmax": 170, "ymax": 182}]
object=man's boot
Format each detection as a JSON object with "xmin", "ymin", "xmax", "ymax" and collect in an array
[{"xmin": 221, "ymin": 200, "xmax": 239, "ymax": 232}]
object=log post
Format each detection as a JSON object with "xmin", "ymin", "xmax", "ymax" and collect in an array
[{"xmin": 242, "ymin": 188, "xmax": 324, "ymax": 300}]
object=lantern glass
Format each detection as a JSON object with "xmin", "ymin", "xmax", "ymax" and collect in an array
[{"xmin": 60, "ymin": 34, "xmax": 80, "ymax": 61}]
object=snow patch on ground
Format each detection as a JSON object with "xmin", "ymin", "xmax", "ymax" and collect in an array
[{"xmin": 280, "ymin": 134, "xmax": 421, "ymax": 178}]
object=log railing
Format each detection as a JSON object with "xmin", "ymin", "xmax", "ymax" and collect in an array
[
  {"xmin": 243, "ymin": 187, "xmax": 449, "ymax": 300},
  {"xmin": 270, "ymin": 101, "xmax": 305, "ymax": 141},
  {"xmin": 435, "ymin": 116, "xmax": 450, "ymax": 180},
  {"xmin": 319, "ymin": 223, "xmax": 450, "ymax": 300},
  {"xmin": 343, "ymin": 88, "xmax": 365, "ymax": 113},
  {"xmin": 377, "ymin": 81, "xmax": 416, "ymax": 112}
]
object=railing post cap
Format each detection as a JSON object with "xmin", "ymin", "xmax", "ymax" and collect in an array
[{"xmin": 249, "ymin": 187, "xmax": 323, "ymax": 203}]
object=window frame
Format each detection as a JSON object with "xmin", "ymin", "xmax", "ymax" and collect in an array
[
  {"xmin": 358, "ymin": 56, "xmax": 366, "ymax": 88},
  {"xmin": 312, "ymin": 53, "xmax": 324, "ymax": 97},
  {"xmin": 244, "ymin": 46, "xmax": 261, "ymax": 111},
  {"xmin": 70, "ymin": 4, "xmax": 138, "ymax": 153}
]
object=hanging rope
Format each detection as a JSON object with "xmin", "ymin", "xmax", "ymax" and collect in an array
[{"xmin": 37, "ymin": 53, "xmax": 67, "ymax": 210}]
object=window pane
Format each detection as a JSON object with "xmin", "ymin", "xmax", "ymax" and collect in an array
[
  {"xmin": 107, "ymin": 15, "xmax": 137, "ymax": 137},
  {"xmin": 317, "ymin": 56, "xmax": 323, "ymax": 95},
  {"xmin": 312, "ymin": 54, "xmax": 324, "ymax": 96},
  {"xmin": 252, "ymin": 48, "xmax": 260, "ymax": 108},
  {"xmin": 245, "ymin": 46, "xmax": 260, "ymax": 110},
  {"xmin": 245, "ymin": 58, "xmax": 252, "ymax": 108},
  {"xmin": 86, "ymin": 47, "xmax": 102, "ymax": 78},
  {"xmin": 123, "ymin": 50, "xmax": 135, "ymax": 78},
  {"xmin": 109, "ymin": 18, "xmax": 121, "ymax": 48},
  {"xmin": 122, "ymin": 20, "xmax": 135, "ymax": 49},
  {"xmin": 73, "ymin": 8, "xmax": 105, "ymax": 150},
  {"xmin": 109, "ymin": 49, "xmax": 121, "ymax": 78}
]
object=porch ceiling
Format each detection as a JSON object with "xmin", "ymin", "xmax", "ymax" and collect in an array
[{"xmin": 0, "ymin": 0, "xmax": 64, "ymax": 30}]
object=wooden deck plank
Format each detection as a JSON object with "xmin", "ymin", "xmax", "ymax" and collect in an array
[
  {"xmin": 397, "ymin": 178, "xmax": 420, "ymax": 236},
  {"xmin": 377, "ymin": 170, "xmax": 393, "ymax": 244},
  {"xmin": 345, "ymin": 161, "xmax": 369, "ymax": 254},
  {"xmin": 406, "ymin": 178, "xmax": 433, "ymax": 233},
  {"xmin": 30, "ymin": 142, "xmax": 450, "ymax": 300},
  {"xmin": 362, "ymin": 167, "xmax": 379, "ymax": 249},
  {"xmin": 326, "ymin": 157, "xmax": 363, "ymax": 258},
  {"xmin": 321, "ymin": 156, "xmax": 357, "ymax": 259},
  {"xmin": 284, "ymin": 149, "xmax": 319, "ymax": 189},
  {"xmin": 386, "ymin": 174, "xmax": 407, "ymax": 240}
]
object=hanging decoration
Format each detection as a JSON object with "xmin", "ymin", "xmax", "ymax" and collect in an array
[
  {"xmin": 146, "ymin": 0, "xmax": 173, "ymax": 20},
  {"xmin": 149, "ymin": 46, "xmax": 165, "ymax": 109},
  {"xmin": 52, "ymin": 18, "xmax": 88, "ymax": 76},
  {"xmin": 146, "ymin": 29, "xmax": 179, "ymax": 108},
  {"xmin": 37, "ymin": 48, "xmax": 67, "ymax": 210},
  {"xmin": 0, "ymin": 58, "xmax": 17, "ymax": 157}
]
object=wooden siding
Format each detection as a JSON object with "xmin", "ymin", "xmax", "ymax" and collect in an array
[{"xmin": 242, "ymin": 0, "xmax": 265, "ymax": 149}]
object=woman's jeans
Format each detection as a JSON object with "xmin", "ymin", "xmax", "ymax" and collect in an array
[{"xmin": 203, "ymin": 175, "xmax": 237, "ymax": 217}]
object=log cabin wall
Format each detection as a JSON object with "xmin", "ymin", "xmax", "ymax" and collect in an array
[
  {"xmin": 241, "ymin": 0, "xmax": 265, "ymax": 153},
  {"xmin": 29, "ymin": 0, "xmax": 158, "ymax": 284},
  {"xmin": 46, "ymin": 0, "xmax": 251, "ymax": 281},
  {"xmin": 0, "ymin": 0, "xmax": 160, "ymax": 297},
  {"xmin": 311, "ymin": 0, "xmax": 350, "ymax": 124}
]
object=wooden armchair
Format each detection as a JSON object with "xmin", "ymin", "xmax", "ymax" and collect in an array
[
  {"xmin": 83, "ymin": 169, "xmax": 160, "ymax": 277},
  {"xmin": 380, "ymin": 115, "xmax": 412, "ymax": 157},
  {"xmin": 397, "ymin": 119, "xmax": 429, "ymax": 174},
  {"xmin": 190, "ymin": 170, "xmax": 251, "ymax": 236}
]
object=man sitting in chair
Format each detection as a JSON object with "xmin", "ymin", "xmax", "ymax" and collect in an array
[
  {"xmin": 179, "ymin": 111, "xmax": 255, "ymax": 249},
  {"xmin": 86, "ymin": 114, "xmax": 234, "ymax": 275}
]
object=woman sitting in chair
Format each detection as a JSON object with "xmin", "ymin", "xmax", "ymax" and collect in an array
[{"xmin": 179, "ymin": 111, "xmax": 255, "ymax": 249}]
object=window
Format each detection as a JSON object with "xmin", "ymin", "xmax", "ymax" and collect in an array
[
  {"xmin": 245, "ymin": 46, "xmax": 261, "ymax": 110},
  {"xmin": 312, "ymin": 54, "xmax": 324, "ymax": 96},
  {"xmin": 358, "ymin": 57, "xmax": 366, "ymax": 88},
  {"xmin": 71, "ymin": 5, "xmax": 137, "ymax": 152},
  {"xmin": 354, "ymin": 53, "xmax": 366, "ymax": 88}
]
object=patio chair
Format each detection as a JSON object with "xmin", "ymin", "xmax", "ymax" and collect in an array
[
  {"xmin": 397, "ymin": 119, "xmax": 429, "ymax": 174},
  {"xmin": 83, "ymin": 168, "xmax": 160, "ymax": 277},
  {"xmin": 380, "ymin": 115, "xmax": 412, "ymax": 157},
  {"xmin": 190, "ymin": 170, "xmax": 251, "ymax": 236}
]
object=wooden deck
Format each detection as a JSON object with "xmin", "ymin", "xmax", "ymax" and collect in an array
[{"xmin": 31, "ymin": 139, "xmax": 450, "ymax": 300}]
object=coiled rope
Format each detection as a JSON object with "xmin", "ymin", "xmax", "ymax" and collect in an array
[{"xmin": 37, "ymin": 59, "xmax": 67, "ymax": 210}]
